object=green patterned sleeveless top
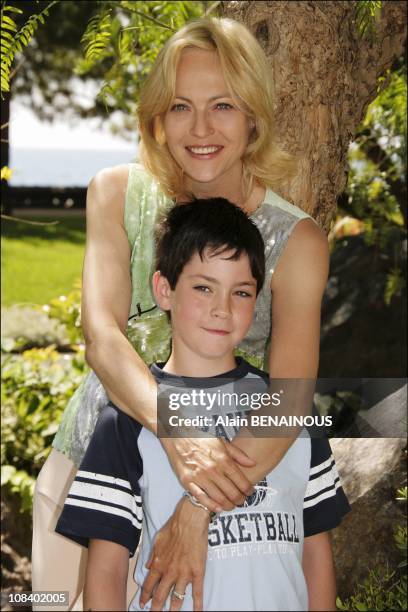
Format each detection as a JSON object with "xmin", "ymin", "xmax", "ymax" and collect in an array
[{"xmin": 53, "ymin": 164, "xmax": 313, "ymax": 466}]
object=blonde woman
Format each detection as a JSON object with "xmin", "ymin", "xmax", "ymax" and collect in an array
[{"xmin": 32, "ymin": 17, "xmax": 332, "ymax": 611}]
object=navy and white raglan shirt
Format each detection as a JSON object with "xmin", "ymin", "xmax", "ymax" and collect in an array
[{"xmin": 56, "ymin": 358, "xmax": 350, "ymax": 611}]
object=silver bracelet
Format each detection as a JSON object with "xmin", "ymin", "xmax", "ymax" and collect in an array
[{"xmin": 183, "ymin": 491, "xmax": 218, "ymax": 522}]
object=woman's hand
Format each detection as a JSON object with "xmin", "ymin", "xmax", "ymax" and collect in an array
[
  {"xmin": 161, "ymin": 435, "xmax": 256, "ymax": 513},
  {"xmin": 139, "ymin": 496, "xmax": 210, "ymax": 611}
]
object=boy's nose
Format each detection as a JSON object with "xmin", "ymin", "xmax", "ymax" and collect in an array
[{"xmin": 210, "ymin": 298, "xmax": 231, "ymax": 319}]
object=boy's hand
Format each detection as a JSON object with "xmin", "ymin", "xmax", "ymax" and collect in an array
[
  {"xmin": 139, "ymin": 496, "xmax": 210, "ymax": 611},
  {"xmin": 160, "ymin": 435, "xmax": 256, "ymax": 512}
]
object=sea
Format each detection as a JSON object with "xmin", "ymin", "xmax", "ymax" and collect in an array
[{"xmin": 9, "ymin": 147, "xmax": 138, "ymax": 187}]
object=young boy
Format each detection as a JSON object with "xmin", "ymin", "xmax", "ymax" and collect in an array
[{"xmin": 56, "ymin": 198, "xmax": 350, "ymax": 611}]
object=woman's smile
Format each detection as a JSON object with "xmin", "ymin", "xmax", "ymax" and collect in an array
[{"xmin": 185, "ymin": 144, "xmax": 224, "ymax": 159}]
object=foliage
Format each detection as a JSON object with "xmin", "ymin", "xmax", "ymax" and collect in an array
[
  {"xmin": 336, "ymin": 487, "xmax": 407, "ymax": 611},
  {"xmin": 1, "ymin": 285, "xmax": 83, "ymax": 350},
  {"xmin": 355, "ymin": 1, "xmax": 382, "ymax": 39},
  {"xmin": 1, "ymin": 346, "xmax": 87, "ymax": 513},
  {"xmin": 395, "ymin": 487, "xmax": 407, "ymax": 569},
  {"xmin": 336, "ymin": 567, "xmax": 407, "ymax": 611},
  {"xmin": 1, "ymin": 465, "xmax": 36, "ymax": 513},
  {"xmin": 338, "ymin": 57, "xmax": 407, "ymax": 305},
  {"xmin": 74, "ymin": 1, "xmax": 211, "ymax": 121},
  {"xmin": 0, "ymin": 0, "xmax": 58, "ymax": 96},
  {"xmin": 80, "ymin": 8, "xmax": 113, "ymax": 66},
  {"xmin": 47, "ymin": 285, "xmax": 83, "ymax": 345}
]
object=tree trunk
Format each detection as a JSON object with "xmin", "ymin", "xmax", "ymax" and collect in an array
[{"xmin": 220, "ymin": 1, "xmax": 407, "ymax": 231}]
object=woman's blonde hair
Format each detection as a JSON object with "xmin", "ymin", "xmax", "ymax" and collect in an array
[{"xmin": 137, "ymin": 17, "xmax": 297, "ymax": 198}]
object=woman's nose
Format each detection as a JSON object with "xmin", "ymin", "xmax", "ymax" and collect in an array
[{"xmin": 190, "ymin": 110, "xmax": 214, "ymax": 138}]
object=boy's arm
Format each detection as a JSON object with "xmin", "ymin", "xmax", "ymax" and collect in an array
[
  {"xmin": 84, "ymin": 539, "xmax": 129, "ymax": 611},
  {"xmin": 302, "ymin": 532, "xmax": 337, "ymax": 611}
]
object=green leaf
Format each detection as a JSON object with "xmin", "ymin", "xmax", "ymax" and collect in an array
[
  {"xmin": 1, "ymin": 15, "xmax": 18, "ymax": 30},
  {"xmin": 2, "ymin": 5, "xmax": 23, "ymax": 15},
  {"xmin": 81, "ymin": 9, "xmax": 113, "ymax": 66},
  {"xmin": 1, "ymin": 0, "xmax": 59, "ymax": 95}
]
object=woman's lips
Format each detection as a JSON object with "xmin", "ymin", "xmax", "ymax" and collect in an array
[{"xmin": 185, "ymin": 145, "xmax": 224, "ymax": 159}]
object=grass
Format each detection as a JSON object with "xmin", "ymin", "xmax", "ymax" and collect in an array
[{"xmin": 1, "ymin": 216, "xmax": 86, "ymax": 306}]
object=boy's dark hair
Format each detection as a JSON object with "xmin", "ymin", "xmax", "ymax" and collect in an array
[{"xmin": 155, "ymin": 197, "xmax": 265, "ymax": 294}]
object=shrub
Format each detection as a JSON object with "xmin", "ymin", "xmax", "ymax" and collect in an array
[
  {"xmin": 336, "ymin": 488, "xmax": 407, "ymax": 611},
  {"xmin": 47, "ymin": 285, "xmax": 83, "ymax": 346},
  {"xmin": 1, "ymin": 287, "xmax": 83, "ymax": 352},
  {"xmin": 1, "ymin": 306, "xmax": 70, "ymax": 352},
  {"xmin": 1, "ymin": 346, "xmax": 87, "ymax": 512}
]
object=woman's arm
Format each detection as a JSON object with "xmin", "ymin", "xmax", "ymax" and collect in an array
[
  {"xmin": 303, "ymin": 532, "xmax": 337, "ymax": 611},
  {"xmin": 82, "ymin": 165, "xmax": 158, "ymax": 431},
  {"xmin": 84, "ymin": 539, "xmax": 129, "ymax": 611},
  {"xmin": 81, "ymin": 166, "xmax": 255, "ymax": 510},
  {"xmin": 231, "ymin": 218, "xmax": 330, "ymax": 479}
]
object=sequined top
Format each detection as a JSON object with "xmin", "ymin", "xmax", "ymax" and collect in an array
[{"xmin": 53, "ymin": 164, "xmax": 313, "ymax": 465}]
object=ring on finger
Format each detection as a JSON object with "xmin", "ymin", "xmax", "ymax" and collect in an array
[{"xmin": 171, "ymin": 590, "xmax": 185, "ymax": 601}]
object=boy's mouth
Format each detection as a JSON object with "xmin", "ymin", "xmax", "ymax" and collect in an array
[{"xmin": 203, "ymin": 328, "xmax": 231, "ymax": 336}]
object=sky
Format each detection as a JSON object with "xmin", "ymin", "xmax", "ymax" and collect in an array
[
  {"xmin": 10, "ymin": 99, "xmax": 137, "ymax": 152},
  {"xmin": 8, "ymin": 99, "xmax": 137, "ymax": 186}
]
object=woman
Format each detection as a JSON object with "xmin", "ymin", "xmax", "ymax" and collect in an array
[{"xmin": 32, "ymin": 16, "xmax": 329, "ymax": 611}]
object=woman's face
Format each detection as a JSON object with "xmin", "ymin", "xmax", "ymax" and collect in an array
[{"xmin": 163, "ymin": 47, "xmax": 252, "ymax": 195}]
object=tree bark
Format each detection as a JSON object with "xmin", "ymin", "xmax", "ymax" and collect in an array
[{"xmin": 220, "ymin": 1, "xmax": 407, "ymax": 230}]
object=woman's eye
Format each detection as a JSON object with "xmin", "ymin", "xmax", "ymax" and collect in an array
[
  {"xmin": 215, "ymin": 102, "xmax": 233, "ymax": 110},
  {"xmin": 170, "ymin": 103, "xmax": 188, "ymax": 112},
  {"xmin": 194, "ymin": 285, "xmax": 211, "ymax": 293}
]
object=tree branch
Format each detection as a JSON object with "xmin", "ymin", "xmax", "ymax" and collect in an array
[{"xmin": 121, "ymin": 9, "xmax": 176, "ymax": 32}]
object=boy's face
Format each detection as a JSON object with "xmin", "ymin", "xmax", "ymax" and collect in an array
[{"xmin": 153, "ymin": 249, "xmax": 257, "ymax": 368}]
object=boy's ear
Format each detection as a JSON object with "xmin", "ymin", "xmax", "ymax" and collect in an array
[{"xmin": 152, "ymin": 270, "xmax": 172, "ymax": 311}]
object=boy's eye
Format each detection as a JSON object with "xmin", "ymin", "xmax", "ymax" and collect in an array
[
  {"xmin": 170, "ymin": 103, "xmax": 188, "ymax": 112},
  {"xmin": 235, "ymin": 290, "xmax": 253, "ymax": 298},
  {"xmin": 193, "ymin": 285, "xmax": 211, "ymax": 293}
]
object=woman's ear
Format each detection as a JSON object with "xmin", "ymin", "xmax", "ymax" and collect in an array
[
  {"xmin": 152, "ymin": 270, "xmax": 172, "ymax": 311},
  {"xmin": 153, "ymin": 116, "xmax": 166, "ymax": 146}
]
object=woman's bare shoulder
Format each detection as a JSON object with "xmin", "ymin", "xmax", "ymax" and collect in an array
[
  {"xmin": 86, "ymin": 164, "xmax": 137, "ymax": 220},
  {"xmin": 289, "ymin": 217, "xmax": 328, "ymax": 255},
  {"xmin": 272, "ymin": 218, "xmax": 329, "ymax": 290}
]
